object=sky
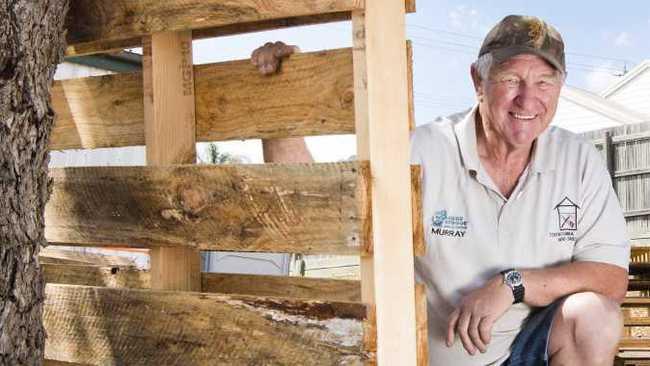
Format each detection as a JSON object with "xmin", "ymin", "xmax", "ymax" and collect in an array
[{"xmin": 190, "ymin": 1, "xmax": 650, "ymax": 164}]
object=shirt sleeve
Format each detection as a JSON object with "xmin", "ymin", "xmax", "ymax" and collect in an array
[{"xmin": 572, "ymin": 146, "xmax": 630, "ymax": 270}]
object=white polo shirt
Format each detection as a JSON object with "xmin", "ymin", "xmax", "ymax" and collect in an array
[{"xmin": 410, "ymin": 106, "xmax": 630, "ymax": 366}]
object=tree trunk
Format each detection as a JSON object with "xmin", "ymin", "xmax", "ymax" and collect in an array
[{"xmin": 0, "ymin": 1, "xmax": 68, "ymax": 364}]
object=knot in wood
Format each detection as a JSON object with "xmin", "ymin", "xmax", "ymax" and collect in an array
[{"xmin": 179, "ymin": 186, "xmax": 208, "ymax": 215}]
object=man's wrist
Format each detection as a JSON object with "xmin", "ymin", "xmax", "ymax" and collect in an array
[{"xmin": 501, "ymin": 269, "xmax": 525, "ymax": 304}]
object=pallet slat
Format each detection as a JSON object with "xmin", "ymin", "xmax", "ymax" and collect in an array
[
  {"xmin": 45, "ymin": 162, "xmax": 370, "ymax": 255},
  {"xmin": 42, "ymin": 263, "xmax": 362, "ymax": 302},
  {"xmin": 44, "ymin": 284, "xmax": 374, "ymax": 365},
  {"xmin": 65, "ymin": 0, "xmax": 415, "ymax": 56},
  {"xmin": 51, "ymin": 48, "xmax": 354, "ymax": 150}
]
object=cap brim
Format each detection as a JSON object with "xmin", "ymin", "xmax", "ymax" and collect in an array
[{"xmin": 490, "ymin": 46, "xmax": 566, "ymax": 74}]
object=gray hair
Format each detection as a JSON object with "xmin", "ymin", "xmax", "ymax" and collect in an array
[
  {"xmin": 472, "ymin": 53, "xmax": 566, "ymax": 83},
  {"xmin": 473, "ymin": 53, "xmax": 494, "ymax": 82}
]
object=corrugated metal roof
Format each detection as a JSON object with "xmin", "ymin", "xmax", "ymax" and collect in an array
[
  {"xmin": 601, "ymin": 60, "xmax": 650, "ymax": 98},
  {"xmin": 552, "ymin": 85, "xmax": 650, "ymax": 133}
]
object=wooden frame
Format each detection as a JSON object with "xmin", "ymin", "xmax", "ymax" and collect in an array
[{"xmin": 46, "ymin": 1, "xmax": 426, "ymax": 364}]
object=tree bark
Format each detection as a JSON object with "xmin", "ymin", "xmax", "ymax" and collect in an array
[{"xmin": 0, "ymin": 1, "xmax": 68, "ymax": 364}]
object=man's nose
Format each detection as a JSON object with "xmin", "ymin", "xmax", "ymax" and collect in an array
[{"xmin": 514, "ymin": 83, "xmax": 539, "ymax": 110}]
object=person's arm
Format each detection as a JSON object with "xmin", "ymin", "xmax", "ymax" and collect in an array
[
  {"xmin": 446, "ymin": 261, "xmax": 627, "ymax": 356},
  {"xmin": 521, "ymin": 261, "xmax": 627, "ymax": 306},
  {"xmin": 250, "ymin": 42, "xmax": 312, "ymax": 163},
  {"xmin": 447, "ymin": 146, "xmax": 630, "ymax": 355},
  {"xmin": 262, "ymin": 137, "xmax": 313, "ymax": 163}
]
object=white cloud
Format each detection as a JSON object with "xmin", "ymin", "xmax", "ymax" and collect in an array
[
  {"xmin": 448, "ymin": 5, "xmax": 482, "ymax": 32},
  {"xmin": 583, "ymin": 61, "xmax": 620, "ymax": 93},
  {"xmin": 614, "ymin": 32, "xmax": 633, "ymax": 47}
]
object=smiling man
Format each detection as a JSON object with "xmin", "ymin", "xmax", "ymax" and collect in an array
[
  {"xmin": 251, "ymin": 14, "xmax": 629, "ymax": 366},
  {"xmin": 412, "ymin": 15, "xmax": 629, "ymax": 366}
]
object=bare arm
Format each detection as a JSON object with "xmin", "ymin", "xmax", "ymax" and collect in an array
[
  {"xmin": 447, "ymin": 260, "xmax": 627, "ymax": 355},
  {"xmin": 250, "ymin": 42, "xmax": 312, "ymax": 163},
  {"xmin": 262, "ymin": 137, "xmax": 313, "ymax": 163},
  {"xmin": 521, "ymin": 261, "xmax": 628, "ymax": 306}
]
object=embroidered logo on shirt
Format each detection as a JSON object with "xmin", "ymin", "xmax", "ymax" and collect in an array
[
  {"xmin": 550, "ymin": 196, "xmax": 579, "ymax": 243},
  {"xmin": 431, "ymin": 210, "xmax": 468, "ymax": 238}
]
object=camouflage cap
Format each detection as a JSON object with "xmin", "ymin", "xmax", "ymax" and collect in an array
[{"xmin": 479, "ymin": 15, "xmax": 566, "ymax": 74}]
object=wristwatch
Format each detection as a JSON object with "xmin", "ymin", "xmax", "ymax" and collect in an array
[{"xmin": 501, "ymin": 269, "xmax": 525, "ymax": 304}]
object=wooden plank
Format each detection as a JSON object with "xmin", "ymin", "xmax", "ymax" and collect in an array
[
  {"xmin": 202, "ymin": 273, "xmax": 360, "ymax": 302},
  {"xmin": 624, "ymin": 315, "xmax": 650, "ymax": 327},
  {"xmin": 195, "ymin": 47, "xmax": 354, "ymax": 142},
  {"xmin": 415, "ymin": 283, "xmax": 429, "ymax": 366},
  {"xmin": 39, "ymin": 247, "xmax": 137, "ymax": 267},
  {"xmin": 45, "ymin": 163, "xmax": 370, "ymax": 255},
  {"xmin": 65, "ymin": 1, "xmax": 415, "ymax": 56},
  {"xmin": 42, "ymin": 263, "xmax": 362, "ymax": 302},
  {"xmin": 364, "ymin": 1, "xmax": 418, "ymax": 363},
  {"xmin": 630, "ymin": 263, "xmax": 650, "ymax": 276},
  {"xmin": 43, "ymin": 284, "xmax": 374, "ymax": 365},
  {"xmin": 621, "ymin": 338, "xmax": 650, "ymax": 349},
  {"xmin": 407, "ymin": 40, "xmax": 415, "ymax": 132},
  {"xmin": 50, "ymin": 72, "xmax": 144, "ymax": 150},
  {"xmin": 630, "ymin": 280, "xmax": 650, "ymax": 291},
  {"xmin": 626, "ymin": 209, "xmax": 650, "ymax": 218},
  {"xmin": 616, "ymin": 168, "xmax": 650, "ymax": 178},
  {"xmin": 412, "ymin": 165, "xmax": 425, "ymax": 256},
  {"xmin": 613, "ymin": 132, "xmax": 650, "ymax": 144},
  {"xmin": 624, "ymin": 298, "xmax": 650, "ymax": 307},
  {"xmin": 145, "ymin": 31, "xmax": 201, "ymax": 292},
  {"xmin": 51, "ymin": 46, "xmax": 417, "ymax": 150},
  {"xmin": 51, "ymin": 48, "xmax": 355, "ymax": 150},
  {"xmin": 43, "ymin": 264, "xmax": 149, "ymax": 289},
  {"xmin": 352, "ymin": 10, "xmax": 375, "ymax": 307}
]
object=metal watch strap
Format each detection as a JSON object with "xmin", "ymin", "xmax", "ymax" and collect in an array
[
  {"xmin": 511, "ymin": 284, "xmax": 525, "ymax": 304},
  {"xmin": 501, "ymin": 269, "xmax": 525, "ymax": 304}
]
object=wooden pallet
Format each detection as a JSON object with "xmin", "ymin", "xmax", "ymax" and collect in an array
[{"xmin": 45, "ymin": 1, "xmax": 426, "ymax": 365}]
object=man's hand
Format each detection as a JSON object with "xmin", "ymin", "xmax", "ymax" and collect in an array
[
  {"xmin": 446, "ymin": 275, "xmax": 513, "ymax": 355},
  {"xmin": 251, "ymin": 41, "xmax": 300, "ymax": 75}
]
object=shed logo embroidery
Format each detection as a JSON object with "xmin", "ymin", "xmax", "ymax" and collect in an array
[
  {"xmin": 431, "ymin": 210, "xmax": 468, "ymax": 238},
  {"xmin": 550, "ymin": 196, "xmax": 579, "ymax": 243}
]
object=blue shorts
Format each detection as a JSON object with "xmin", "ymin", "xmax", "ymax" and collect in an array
[{"xmin": 501, "ymin": 300, "xmax": 563, "ymax": 366}]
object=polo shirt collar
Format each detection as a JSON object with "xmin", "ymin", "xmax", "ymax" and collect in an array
[
  {"xmin": 529, "ymin": 127, "xmax": 556, "ymax": 174},
  {"xmin": 453, "ymin": 104, "xmax": 556, "ymax": 175},
  {"xmin": 453, "ymin": 105, "xmax": 481, "ymax": 173}
]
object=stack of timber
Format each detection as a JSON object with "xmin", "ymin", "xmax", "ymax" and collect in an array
[
  {"xmin": 586, "ymin": 125, "xmax": 650, "ymax": 363},
  {"xmin": 45, "ymin": 1, "xmax": 428, "ymax": 364}
]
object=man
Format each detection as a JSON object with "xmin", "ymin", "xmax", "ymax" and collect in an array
[{"xmin": 251, "ymin": 15, "xmax": 629, "ymax": 366}]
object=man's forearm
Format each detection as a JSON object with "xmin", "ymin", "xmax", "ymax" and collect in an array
[
  {"xmin": 262, "ymin": 137, "xmax": 313, "ymax": 163},
  {"xmin": 521, "ymin": 261, "xmax": 628, "ymax": 306}
]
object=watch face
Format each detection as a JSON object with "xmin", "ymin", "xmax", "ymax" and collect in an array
[{"xmin": 506, "ymin": 271, "xmax": 523, "ymax": 287}]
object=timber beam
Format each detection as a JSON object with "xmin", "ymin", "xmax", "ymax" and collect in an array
[
  {"xmin": 65, "ymin": 0, "xmax": 415, "ymax": 56},
  {"xmin": 44, "ymin": 284, "xmax": 375, "ymax": 365},
  {"xmin": 51, "ymin": 48, "xmax": 355, "ymax": 150},
  {"xmin": 45, "ymin": 162, "xmax": 371, "ymax": 254}
]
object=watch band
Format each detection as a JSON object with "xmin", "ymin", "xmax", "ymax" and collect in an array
[{"xmin": 501, "ymin": 269, "xmax": 525, "ymax": 304}]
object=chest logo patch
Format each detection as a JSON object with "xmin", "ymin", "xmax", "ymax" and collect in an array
[
  {"xmin": 431, "ymin": 210, "xmax": 468, "ymax": 238},
  {"xmin": 550, "ymin": 196, "xmax": 579, "ymax": 242}
]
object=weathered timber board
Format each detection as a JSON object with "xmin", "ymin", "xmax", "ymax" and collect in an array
[
  {"xmin": 202, "ymin": 272, "xmax": 361, "ymax": 302},
  {"xmin": 50, "ymin": 48, "xmax": 354, "ymax": 150},
  {"xmin": 43, "ymin": 263, "xmax": 362, "ymax": 302},
  {"xmin": 195, "ymin": 47, "xmax": 354, "ymax": 142},
  {"xmin": 45, "ymin": 162, "xmax": 370, "ymax": 254},
  {"xmin": 44, "ymin": 284, "xmax": 374, "ymax": 365},
  {"xmin": 43, "ymin": 264, "xmax": 150, "ymax": 289},
  {"xmin": 65, "ymin": 0, "xmax": 415, "ymax": 56},
  {"xmin": 40, "ymin": 247, "xmax": 137, "ymax": 267}
]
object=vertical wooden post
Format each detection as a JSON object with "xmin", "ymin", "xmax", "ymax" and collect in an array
[
  {"xmin": 352, "ymin": 10, "xmax": 375, "ymax": 305},
  {"xmin": 353, "ymin": 1, "xmax": 418, "ymax": 364},
  {"xmin": 604, "ymin": 131, "xmax": 617, "ymax": 194},
  {"xmin": 143, "ymin": 31, "xmax": 201, "ymax": 291}
]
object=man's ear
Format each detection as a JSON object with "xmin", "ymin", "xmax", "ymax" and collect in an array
[{"xmin": 470, "ymin": 64, "xmax": 484, "ymax": 100}]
